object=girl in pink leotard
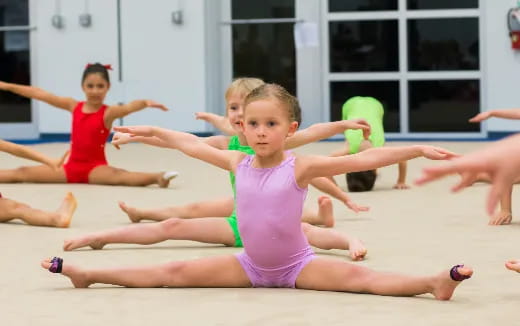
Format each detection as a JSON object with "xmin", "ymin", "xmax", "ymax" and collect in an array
[{"xmin": 42, "ymin": 84, "xmax": 472, "ymax": 300}]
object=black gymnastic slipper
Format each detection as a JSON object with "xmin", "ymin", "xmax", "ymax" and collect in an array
[
  {"xmin": 449, "ymin": 264, "xmax": 471, "ymax": 281},
  {"xmin": 48, "ymin": 257, "xmax": 63, "ymax": 273}
]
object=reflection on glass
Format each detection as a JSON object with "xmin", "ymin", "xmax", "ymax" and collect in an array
[
  {"xmin": 232, "ymin": 0, "xmax": 294, "ymax": 20},
  {"xmin": 408, "ymin": 18, "xmax": 479, "ymax": 71},
  {"xmin": 329, "ymin": 21, "xmax": 398, "ymax": 72},
  {"xmin": 330, "ymin": 81, "xmax": 400, "ymax": 132},
  {"xmin": 232, "ymin": 24, "xmax": 296, "ymax": 96},
  {"xmin": 329, "ymin": 0, "xmax": 397, "ymax": 12},
  {"xmin": 0, "ymin": 0, "xmax": 29, "ymax": 26},
  {"xmin": 407, "ymin": 0, "xmax": 478, "ymax": 10},
  {"xmin": 0, "ymin": 31, "xmax": 31, "ymax": 123},
  {"xmin": 409, "ymin": 80, "xmax": 480, "ymax": 132}
]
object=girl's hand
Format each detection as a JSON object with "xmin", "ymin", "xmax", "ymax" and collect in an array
[
  {"xmin": 469, "ymin": 111, "xmax": 491, "ymax": 123},
  {"xmin": 393, "ymin": 182, "xmax": 410, "ymax": 190},
  {"xmin": 0, "ymin": 81, "xmax": 7, "ymax": 90},
  {"xmin": 195, "ymin": 112, "xmax": 211, "ymax": 121},
  {"xmin": 343, "ymin": 197, "xmax": 369, "ymax": 213},
  {"xmin": 419, "ymin": 146, "xmax": 458, "ymax": 160},
  {"xmin": 44, "ymin": 150, "xmax": 69, "ymax": 170},
  {"xmin": 344, "ymin": 118, "xmax": 371, "ymax": 139},
  {"xmin": 111, "ymin": 132, "xmax": 134, "ymax": 149},
  {"xmin": 145, "ymin": 100, "xmax": 169, "ymax": 111}
]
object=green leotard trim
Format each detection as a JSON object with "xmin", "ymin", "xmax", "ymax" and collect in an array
[
  {"xmin": 225, "ymin": 212, "xmax": 242, "ymax": 247},
  {"xmin": 225, "ymin": 135, "xmax": 254, "ymax": 248},
  {"xmin": 342, "ymin": 96, "xmax": 386, "ymax": 154}
]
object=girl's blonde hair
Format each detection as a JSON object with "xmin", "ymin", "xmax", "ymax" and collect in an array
[
  {"xmin": 225, "ymin": 77, "xmax": 265, "ymax": 100},
  {"xmin": 244, "ymin": 83, "xmax": 302, "ymax": 126}
]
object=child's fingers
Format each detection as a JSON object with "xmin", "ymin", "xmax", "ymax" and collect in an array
[
  {"xmin": 450, "ymin": 173, "xmax": 476, "ymax": 192},
  {"xmin": 415, "ymin": 165, "xmax": 454, "ymax": 185}
]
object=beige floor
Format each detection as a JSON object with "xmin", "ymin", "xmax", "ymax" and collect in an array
[{"xmin": 1, "ymin": 141, "xmax": 518, "ymax": 325}]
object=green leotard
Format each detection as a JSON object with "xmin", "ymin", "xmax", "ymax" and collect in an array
[
  {"xmin": 226, "ymin": 135, "xmax": 255, "ymax": 247},
  {"xmin": 342, "ymin": 96, "xmax": 385, "ymax": 154}
]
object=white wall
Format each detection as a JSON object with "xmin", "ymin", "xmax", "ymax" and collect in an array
[
  {"xmin": 32, "ymin": 0, "xmax": 208, "ymax": 134},
  {"xmin": 33, "ymin": 0, "xmax": 119, "ymax": 133},
  {"xmin": 484, "ymin": 0, "xmax": 520, "ymax": 132}
]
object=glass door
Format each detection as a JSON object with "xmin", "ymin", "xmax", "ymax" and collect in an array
[
  {"xmin": 0, "ymin": 0, "xmax": 37, "ymax": 139},
  {"xmin": 219, "ymin": 0, "xmax": 323, "ymax": 128}
]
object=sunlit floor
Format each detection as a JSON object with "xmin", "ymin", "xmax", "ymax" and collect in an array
[{"xmin": 1, "ymin": 141, "xmax": 517, "ymax": 325}]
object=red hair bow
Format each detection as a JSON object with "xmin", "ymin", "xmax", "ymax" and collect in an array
[{"xmin": 85, "ymin": 63, "xmax": 113, "ymax": 70}]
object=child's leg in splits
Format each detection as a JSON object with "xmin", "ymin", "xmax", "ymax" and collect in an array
[
  {"xmin": 0, "ymin": 165, "xmax": 67, "ymax": 183},
  {"xmin": 119, "ymin": 197, "xmax": 235, "ymax": 222},
  {"xmin": 88, "ymin": 166, "xmax": 177, "ymax": 188},
  {"xmin": 120, "ymin": 196, "xmax": 334, "ymax": 226},
  {"xmin": 63, "ymin": 217, "xmax": 237, "ymax": 250},
  {"xmin": 0, "ymin": 192, "xmax": 76, "ymax": 227},
  {"xmin": 64, "ymin": 215, "xmax": 365, "ymax": 261},
  {"xmin": 41, "ymin": 255, "xmax": 251, "ymax": 288},
  {"xmin": 295, "ymin": 258, "xmax": 472, "ymax": 300}
]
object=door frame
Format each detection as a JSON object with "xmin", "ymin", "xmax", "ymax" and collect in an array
[{"xmin": 216, "ymin": 0, "xmax": 323, "ymax": 129}]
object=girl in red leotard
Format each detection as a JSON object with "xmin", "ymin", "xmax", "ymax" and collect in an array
[{"xmin": 0, "ymin": 63, "xmax": 177, "ymax": 187}]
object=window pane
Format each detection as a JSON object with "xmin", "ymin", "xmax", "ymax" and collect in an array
[
  {"xmin": 407, "ymin": 0, "xmax": 478, "ymax": 10},
  {"xmin": 233, "ymin": 24, "xmax": 296, "ymax": 96},
  {"xmin": 409, "ymin": 80, "xmax": 480, "ymax": 132},
  {"xmin": 329, "ymin": 0, "xmax": 397, "ymax": 12},
  {"xmin": 330, "ymin": 21, "xmax": 398, "ymax": 72},
  {"xmin": 0, "ymin": 31, "xmax": 31, "ymax": 122},
  {"xmin": 330, "ymin": 81, "xmax": 400, "ymax": 132},
  {"xmin": 232, "ymin": 0, "xmax": 294, "ymax": 19},
  {"xmin": 408, "ymin": 18, "xmax": 479, "ymax": 71},
  {"xmin": 0, "ymin": 0, "xmax": 29, "ymax": 26}
]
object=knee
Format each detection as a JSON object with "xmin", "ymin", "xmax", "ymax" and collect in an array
[
  {"xmin": 12, "ymin": 166, "xmax": 30, "ymax": 182},
  {"xmin": 163, "ymin": 261, "xmax": 190, "ymax": 286},
  {"xmin": 160, "ymin": 217, "xmax": 183, "ymax": 233}
]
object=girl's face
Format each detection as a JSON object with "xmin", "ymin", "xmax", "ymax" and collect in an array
[
  {"xmin": 82, "ymin": 73, "xmax": 110, "ymax": 105},
  {"xmin": 226, "ymin": 92, "xmax": 245, "ymax": 134},
  {"xmin": 241, "ymin": 99, "xmax": 298, "ymax": 156}
]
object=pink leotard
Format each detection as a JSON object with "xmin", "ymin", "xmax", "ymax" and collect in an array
[{"xmin": 235, "ymin": 154, "xmax": 315, "ymax": 288}]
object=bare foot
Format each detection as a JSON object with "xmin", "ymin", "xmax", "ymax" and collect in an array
[
  {"xmin": 317, "ymin": 196, "xmax": 335, "ymax": 228},
  {"xmin": 55, "ymin": 192, "xmax": 77, "ymax": 228},
  {"xmin": 158, "ymin": 171, "xmax": 179, "ymax": 188},
  {"xmin": 432, "ymin": 265, "xmax": 473, "ymax": 300},
  {"xmin": 347, "ymin": 237, "xmax": 367, "ymax": 261},
  {"xmin": 119, "ymin": 201, "xmax": 143, "ymax": 223},
  {"xmin": 505, "ymin": 259, "xmax": 520, "ymax": 273},
  {"xmin": 63, "ymin": 233, "xmax": 105, "ymax": 251},
  {"xmin": 41, "ymin": 258, "xmax": 91, "ymax": 288}
]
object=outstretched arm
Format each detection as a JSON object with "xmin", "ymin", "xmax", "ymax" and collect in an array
[
  {"xmin": 415, "ymin": 134, "xmax": 520, "ymax": 216},
  {"xmin": 196, "ymin": 112, "xmax": 236, "ymax": 136},
  {"xmin": 285, "ymin": 119, "xmax": 370, "ymax": 149},
  {"xmin": 469, "ymin": 109, "xmax": 520, "ymax": 122},
  {"xmin": 105, "ymin": 100, "xmax": 169, "ymax": 125},
  {"xmin": 0, "ymin": 81, "xmax": 76, "ymax": 112},
  {"xmin": 112, "ymin": 131, "xmax": 229, "ymax": 150},
  {"xmin": 0, "ymin": 139, "xmax": 68, "ymax": 169},
  {"xmin": 113, "ymin": 126, "xmax": 240, "ymax": 171},
  {"xmin": 299, "ymin": 145, "xmax": 456, "ymax": 187},
  {"xmin": 309, "ymin": 177, "xmax": 369, "ymax": 213}
]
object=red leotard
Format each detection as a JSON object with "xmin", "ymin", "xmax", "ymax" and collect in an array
[{"xmin": 63, "ymin": 102, "xmax": 110, "ymax": 183}]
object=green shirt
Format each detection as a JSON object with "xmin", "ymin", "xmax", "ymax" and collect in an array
[{"xmin": 342, "ymin": 96, "xmax": 385, "ymax": 154}]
